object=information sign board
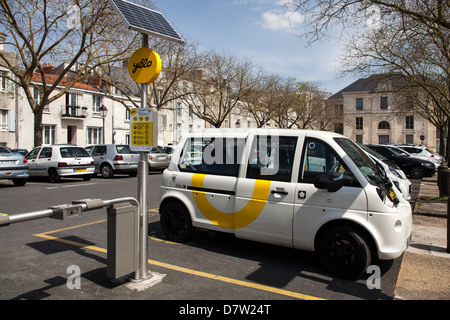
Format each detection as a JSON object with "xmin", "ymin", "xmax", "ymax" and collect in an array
[{"xmin": 129, "ymin": 108, "xmax": 157, "ymax": 152}]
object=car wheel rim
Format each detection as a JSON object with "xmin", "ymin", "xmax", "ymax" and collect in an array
[
  {"xmin": 327, "ymin": 234, "xmax": 357, "ymax": 269},
  {"xmin": 164, "ymin": 210, "xmax": 187, "ymax": 237}
]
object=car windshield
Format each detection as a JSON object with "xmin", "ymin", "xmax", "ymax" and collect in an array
[
  {"xmin": 335, "ymin": 138, "xmax": 386, "ymax": 186},
  {"xmin": 60, "ymin": 147, "xmax": 90, "ymax": 158},
  {"xmin": 358, "ymin": 143, "xmax": 388, "ymax": 161},
  {"xmin": 387, "ymin": 146, "xmax": 409, "ymax": 156}
]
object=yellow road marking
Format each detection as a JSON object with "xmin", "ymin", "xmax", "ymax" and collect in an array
[{"xmin": 32, "ymin": 216, "xmax": 324, "ymax": 301}]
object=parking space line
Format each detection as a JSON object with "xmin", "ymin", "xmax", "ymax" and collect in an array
[{"xmin": 32, "ymin": 219, "xmax": 324, "ymax": 300}]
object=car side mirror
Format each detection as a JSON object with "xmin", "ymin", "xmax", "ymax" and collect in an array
[{"xmin": 314, "ymin": 174, "xmax": 343, "ymax": 192}]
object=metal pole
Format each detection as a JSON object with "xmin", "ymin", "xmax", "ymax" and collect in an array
[{"xmin": 135, "ymin": 33, "xmax": 150, "ymax": 281}]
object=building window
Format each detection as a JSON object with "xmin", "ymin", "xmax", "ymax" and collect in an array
[
  {"xmin": 43, "ymin": 125, "xmax": 56, "ymax": 144},
  {"xmin": 87, "ymin": 127, "xmax": 103, "ymax": 145},
  {"xmin": 33, "ymin": 87, "xmax": 41, "ymax": 105},
  {"xmin": 356, "ymin": 98, "xmax": 363, "ymax": 110},
  {"xmin": 380, "ymin": 96, "xmax": 388, "ymax": 109},
  {"xmin": 356, "ymin": 117, "xmax": 363, "ymax": 130},
  {"xmin": 405, "ymin": 134, "xmax": 414, "ymax": 144},
  {"xmin": 334, "ymin": 122, "xmax": 343, "ymax": 134},
  {"xmin": 378, "ymin": 121, "xmax": 390, "ymax": 130},
  {"xmin": 1, "ymin": 70, "xmax": 8, "ymax": 91},
  {"xmin": 356, "ymin": 135, "xmax": 363, "ymax": 144},
  {"xmin": 0, "ymin": 109, "xmax": 8, "ymax": 130},
  {"xmin": 92, "ymin": 95, "xmax": 102, "ymax": 113},
  {"xmin": 406, "ymin": 116, "xmax": 414, "ymax": 129},
  {"xmin": 379, "ymin": 135, "xmax": 390, "ymax": 144}
]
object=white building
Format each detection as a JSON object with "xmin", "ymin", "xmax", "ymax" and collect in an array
[{"xmin": 328, "ymin": 75, "xmax": 438, "ymax": 151}]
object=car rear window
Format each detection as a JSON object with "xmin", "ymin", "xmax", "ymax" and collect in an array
[
  {"xmin": 116, "ymin": 145, "xmax": 138, "ymax": 154},
  {"xmin": 60, "ymin": 147, "xmax": 91, "ymax": 158},
  {"xmin": 0, "ymin": 147, "xmax": 11, "ymax": 154}
]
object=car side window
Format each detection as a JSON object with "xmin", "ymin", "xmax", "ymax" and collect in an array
[
  {"xmin": 299, "ymin": 138, "xmax": 357, "ymax": 187},
  {"xmin": 39, "ymin": 147, "xmax": 52, "ymax": 159},
  {"xmin": 178, "ymin": 137, "xmax": 245, "ymax": 177},
  {"xmin": 247, "ymin": 136, "xmax": 297, "ymax": 182},
  {"xmin": 92, "ymin": 146, "xmax": 107, "ymax": 156},
  {"xmin": 25, "ymin": 148, "xmax": 41, "ymax": 160}
]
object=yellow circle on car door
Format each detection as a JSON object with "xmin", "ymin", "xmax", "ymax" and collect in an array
[{"xmin": 191, "ymin": 173, "xmax": 271, "ymax": 229}]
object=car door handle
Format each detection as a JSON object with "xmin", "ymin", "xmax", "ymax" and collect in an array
[{"xmin": 271, "ymin": 189, "xmax": 288, "ymax": 195}]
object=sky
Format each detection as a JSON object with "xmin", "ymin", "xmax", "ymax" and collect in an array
[{"xmin": 153, "ymin": 0, "xmax": 355, "ymax": 95}]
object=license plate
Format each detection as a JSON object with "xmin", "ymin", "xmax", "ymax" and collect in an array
[
  {"xmin": 157, "ymin": 155, "xmax": 166, "ymax": 159},
  {"xmin": 74, "ymin": 168, "xmax": 86, "ymax": 173},
  {"xmin": 129, "ymin": 163, "xmax": 137, "ymax": 167},
  {"xmin": 0, "ymin": 160, "xmax": 16, "ymax": 165}
]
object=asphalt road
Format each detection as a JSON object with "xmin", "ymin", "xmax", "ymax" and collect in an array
[{"xmin": 0, "ymin": 173, "xmax": 411, "ymax": 301}]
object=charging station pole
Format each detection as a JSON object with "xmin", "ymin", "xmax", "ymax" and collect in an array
[
  {"xmin": 136, "ymin": 33, "xmax": 150, "ymax": 281},
  {"xmin": 107, "ymin": 0, "xmax": 184, "ymax": 282}
]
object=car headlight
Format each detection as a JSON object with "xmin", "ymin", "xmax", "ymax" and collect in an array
[
  {"xmin": 389, "ymin": 167, "xmax": 403, "ymax": 178},
  {"xmin": 423, "ymin": 162, "xmax": 435, "ymax": 169}
]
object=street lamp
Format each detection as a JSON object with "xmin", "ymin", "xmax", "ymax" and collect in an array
[{"xmin": 99, "ymin": 105, "xmax": 108, "ymax": 144}]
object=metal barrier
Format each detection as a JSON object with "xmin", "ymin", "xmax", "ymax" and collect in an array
[{"xmin": 0, "ymin": 197, "xmax": 150, "ymax": 281}]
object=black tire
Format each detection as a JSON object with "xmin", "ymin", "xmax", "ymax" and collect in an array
[
  {"xmin": 12, "ymin": 179, "xmax": 27, "ymax": 186},
  {"xmin": 82, "ymin": 175, "xmax": 92, "ymax": 181},
  {"xmin": 409, "ymin": 166, "xmax": 425, "ymax": 179},
  {"xmin": 317, "ymin": 225, "xmax": 371, "ymax": 279},
  {"xmin": 160, "ymin": 202, "xmax": 195, "ymax": 242},
  {"xmin": 100, "ymin": 164, "xmax": 114, "ymax": 178},
  {"xmin": 48, "ymin": 168, "xmax": 60, "ymax": 183}
]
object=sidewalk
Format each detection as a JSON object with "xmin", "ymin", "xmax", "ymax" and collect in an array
[{"xmin": 394, "ymin": 177, "xmax": 450, "ymax": 300}]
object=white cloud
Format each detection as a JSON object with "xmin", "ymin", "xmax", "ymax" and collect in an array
[{"xmin": 260, "ymin": 10, "xmax": 304, "ymax": 31}]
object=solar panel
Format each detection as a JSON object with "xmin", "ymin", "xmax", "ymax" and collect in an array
[{"xmin": 108, "ymin": 0, "xmax": 184, "ymax": 44}]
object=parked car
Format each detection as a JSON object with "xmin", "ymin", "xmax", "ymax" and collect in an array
[
  {"xmin": 148, "ymin": 146, "xmax": 170, "ymax": 171},
  {"xmin": 359, "ymin": 144, "xmax": 411, "ymax": 200},
  {"xmin": 393, "ymin": 144, "xmax": 444, "ymax": 168},
  {"xmin": 0, "ymin": 146, "xmax": 29, "ymax": 186},
  {"xmin": 85, "ymin": 144, "xmax": 139, "ymax": 178},
  {"xmin": 160, "ymin": 145, "xmax": 175, "ymax": 160},
  {"xmin": 9, "ymin": 148, "xmax": 28, "ymax": 157},
  {"xmin": 160, "ymin": 129, "xmax": 412, "ymax": 279},
  {"xmin": 25, "ymin": 145, "xmax": 95, "ymax": 183},
  {"xmin": 365, "ymin": 144, "xmax": 435, "ymax": 179}
]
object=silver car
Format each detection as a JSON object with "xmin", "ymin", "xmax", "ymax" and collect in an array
[
  {"xmin": 25, "ymin": 145, "xmax": 95, "ymax": 183},
  {"xmin": 85, "ymin": 144, "xmax": 139, "ymax": 178},
  {"xmin": 148, "ymin": 146, "xmax": 170, "ymax": 171},
  {"xmin": 0, "ymin": 147, "xmax": 29, "ymax": 186}
]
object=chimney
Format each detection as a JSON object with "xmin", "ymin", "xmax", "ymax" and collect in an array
[
  {"xmin": 0, "ymin": 32, "xmax": 6, "ymax": 51},
  {"xmin": 43, "ymin": 63, "xmax": 54, "ymax": 73}
]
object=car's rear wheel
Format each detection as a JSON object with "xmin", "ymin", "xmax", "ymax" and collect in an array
[
  {"xmin": 48, "ymin": 168, "xmax": 60, "ymax": 183},
  {"xmin": 317, "ymin": 225, "xmax": 371, "ymax": 279},
  {"xmin": 160, "ymin": 201, "xmax": 195, "ymax": 242},
  {"xmin": 101, "ymin": 164, "xmax": 114, "ymax": 178}
]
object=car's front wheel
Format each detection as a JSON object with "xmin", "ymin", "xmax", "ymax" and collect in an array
[
  {"xmin": 409, "ymin": 166, "xmax": 425, "ymax": 179},
  {"xmin": 160, "ymin": 201, "xmax": 195, "ymax": 242},
  {"xmin": 317, "ymin": 225, "xmax": 371, "ymax": 279}
]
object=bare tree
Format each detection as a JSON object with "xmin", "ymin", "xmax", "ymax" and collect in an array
[
  {"xmin": 0, "ymin": 0, "xmax": 151, "ymax": 146},
  {"xmin": 180, "ymin": 50, "xmax": 255, "ymax": 128},
  {"xmin": 240, "ymin": 71, "xmax": 282, "ymax": 128}
]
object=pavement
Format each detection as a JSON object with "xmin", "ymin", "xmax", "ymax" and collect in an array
[{"xmin": 394, "ymin": 177, "xmax": 450, "ymax": 300}]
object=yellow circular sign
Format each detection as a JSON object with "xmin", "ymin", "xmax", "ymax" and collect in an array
[{"xmin": 128, "ymin": 48, "xmax": 162, "ymax": 84}]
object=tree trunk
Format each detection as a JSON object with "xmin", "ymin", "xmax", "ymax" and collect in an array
[{"xmin": 33, "ymin": 110, "xmax": 43, "ymax": 148}]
